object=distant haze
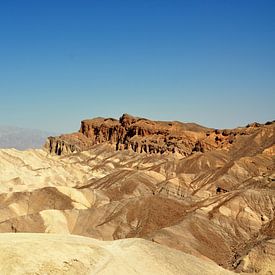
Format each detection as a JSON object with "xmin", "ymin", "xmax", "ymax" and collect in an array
[{"xmin": 0, "ymin": 126, "xmax": 56, "ymax": 150}]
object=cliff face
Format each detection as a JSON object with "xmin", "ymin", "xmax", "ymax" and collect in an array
[
  {"xmin": 78, "ymin": 114, "xmax": 209, "ymax": 155},
  {"xmin": 45, "ymin": 114, "xmax": 275, "ymax": 156},
  {"xmin": 45, "ymin": 132, "xmax": 91, "ymax": 155}
]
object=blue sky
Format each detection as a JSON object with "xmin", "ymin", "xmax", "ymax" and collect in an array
[{"xmin": 0, "ymin": 0, "xmax": 274, "ymax": 132}]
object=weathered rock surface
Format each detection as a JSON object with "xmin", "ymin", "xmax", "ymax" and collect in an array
[
  {"xmin": 45, "ymin": 114, "xmax": 275, "ymax": 158},
  {"xmin": 0, "ymin": 117, "xmax": 274, "ymax": 274}
]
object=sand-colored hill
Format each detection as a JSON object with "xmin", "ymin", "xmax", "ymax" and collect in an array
[
  {"xmin": 0, "ymin": 115, "xmax": 274, "ymax": 274},
  {"xmin": 0, "ymin": 233, "xmax": 234, "ymax": 275}
]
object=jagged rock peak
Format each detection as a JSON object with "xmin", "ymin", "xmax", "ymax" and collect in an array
[{"xmin": 119, "ymin": 113, "xmax": 137, "ymax": 125}]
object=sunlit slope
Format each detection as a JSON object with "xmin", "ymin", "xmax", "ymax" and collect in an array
[{"xmin": 0, "ymin": 233, "xmax": 234, "ymax": 275}]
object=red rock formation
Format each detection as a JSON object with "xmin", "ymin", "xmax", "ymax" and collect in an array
[{"xmin": 45, "ymin": 114, "xmax": 275, "ymax": 157}]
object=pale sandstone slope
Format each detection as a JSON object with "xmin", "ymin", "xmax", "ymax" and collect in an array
[{"xmin": 0, "ymin": 233, "xmax": 234, "ymax": 275}]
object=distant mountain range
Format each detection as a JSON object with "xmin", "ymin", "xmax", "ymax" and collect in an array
[{"xmin": 0, "ymin": 126, "xmax": 56, "ymax": 150}]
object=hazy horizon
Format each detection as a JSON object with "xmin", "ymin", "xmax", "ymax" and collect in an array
[{"xmin": 0, "ymin": 0, "xmax": 274, "ymax": 132}]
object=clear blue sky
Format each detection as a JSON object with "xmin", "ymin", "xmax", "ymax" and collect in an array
[{"xmin": 0, "ymin": 0, "xmax": 274, "ymax": 132}]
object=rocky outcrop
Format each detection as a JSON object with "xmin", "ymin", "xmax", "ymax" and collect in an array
[
  {"xmin": 45, "ymin": 114, "xmax": 206, "ymax": 155},
  {"xmin": 45, "ymin": 114, "xmax": 275, "ymax": 156},
  {"xmin": 45, "ymin": 133, "xmax": 91, "ymax": 155}
]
